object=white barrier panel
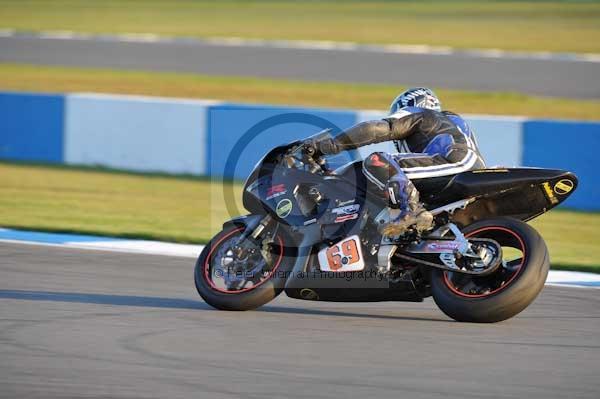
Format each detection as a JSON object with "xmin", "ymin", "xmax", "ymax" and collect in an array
[
  {"xmin": 65, "ymin": 93, "xmax": 220, "ymax": 175},
  {"xmin": 356, "ymin": 110, "xmax": 523, "ymax": 167},
  {"xmin": 466, "ymin": 115, "xmax": 524, "ymax": 167}
]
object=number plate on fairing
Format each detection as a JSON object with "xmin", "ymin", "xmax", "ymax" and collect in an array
[{"xmin": 318, "ymin": 235, "xmax": 365, "ymax": 272}]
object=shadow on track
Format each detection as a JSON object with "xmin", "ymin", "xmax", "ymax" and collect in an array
[
  {"xmin": 0, "ymin": 289, "xmax": 450, "ymax": 322},
  {"xmin": 259, "ymin": 305, "xmax": 451, "ymax": 322},
  {"xmin": 0, "ymin": 289, "xmax": 208, "ymax": 310}
]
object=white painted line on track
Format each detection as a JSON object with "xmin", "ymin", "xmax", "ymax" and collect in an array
[
  {"xmin": 3, "ymin": 29, "xmax": 600, "ymax": 63},
  {"xmin": 545, "ymin": 270, "xmax": 600, "ymax": 289},
  {"xmin": 1, "ymin": 228, "xmax": 598, "ymax": 289},
  {"xmin": 0, "ymin": 238, "xmax": 204, "ymax": 258},
  {"xmin": 66, "ymin": 240, "xmax": 203, "ymax": 258}
]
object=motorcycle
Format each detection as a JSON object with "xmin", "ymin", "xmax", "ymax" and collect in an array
[{"xmin": 194, "ymin": 131, "xmax": 578, "ymax": 322}]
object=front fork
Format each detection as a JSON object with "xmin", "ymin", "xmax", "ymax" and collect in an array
[
  {"xmin": 228, "ymin": 214, "xmax": 276, "ymax": 263},
  {"xmin": 238, "ymin": 215, "xmax": 321, "ymax": 289}
]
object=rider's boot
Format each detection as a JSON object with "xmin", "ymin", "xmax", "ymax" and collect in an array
[{"xmin": 380, "ymin": 180, "xmax": 434, "ymax": 237}]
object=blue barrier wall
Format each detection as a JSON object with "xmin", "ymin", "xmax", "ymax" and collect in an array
[
  {"xmin": 0, "ymin": 92, "xmax": 64, "ymax": 163},
  {"xmin": 207, "ymin": 104, "xmax": 357, "ymax": 180},
  {"xmin": 0, "ymin": 90, "xmax": 598, "ymax": 211},
  {"xmin": 523, "ymin": 120, "xmax": 600, "ymax": 211}
]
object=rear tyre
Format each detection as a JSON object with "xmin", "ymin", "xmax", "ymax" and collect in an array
[
  {"xmin": 431, "ymin": 217, "xmax": 549, "ymax": 323},
  {"xmin": 194, "ymin": 225, "xmax": 294, "ymax": 311}
]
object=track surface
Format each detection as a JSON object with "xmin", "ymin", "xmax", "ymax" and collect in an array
[
  {"xmin": 1, "ymin": 36, "xmax": 599, "ymax": 99},
  {"xmin": 1, "ymin": 242, "xmax": 599, "ymax": 399}
]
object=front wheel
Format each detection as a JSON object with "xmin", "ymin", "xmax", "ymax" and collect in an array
[
  {"xmin": 194, "ymin": 224, "xmax": 294, "ymax": 311},
  {"xmin": 431, "ymin": 217, "xmax": 550, "ymax": 323}
]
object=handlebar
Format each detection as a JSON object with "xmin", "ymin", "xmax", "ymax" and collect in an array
[{"xmin": 285, "ymin": 143, "xmax": 326, "ymax": 174}]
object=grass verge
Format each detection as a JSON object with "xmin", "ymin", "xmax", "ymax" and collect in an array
[
  {"xmin": 0, "ymin": 162, "xmax": 243, "ymax": 244},
  {"xmin": 0, "ymin": 1, "xmax": 599, "ymax": 53},
  {"xmin": 1, "ymin": 162, "xmax": 599, "ymax": 273},
  {"xmin": 1, "ymin": 63, "xmax": 599, "ymax": 120}
]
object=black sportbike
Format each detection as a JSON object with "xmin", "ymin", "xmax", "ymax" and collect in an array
[{"xmin": 195, "ymin": 131, "xmax": 577, "ymax": 322}]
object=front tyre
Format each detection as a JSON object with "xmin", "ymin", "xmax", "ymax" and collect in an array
[
  {"xmin": 194, "ymin": 225, "xmax": 294, "ymax": 311},
  {"xmin": 431, "ymin": 217, "xmax": 550, "ymax": 323}
]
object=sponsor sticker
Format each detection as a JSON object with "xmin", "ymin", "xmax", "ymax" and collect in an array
[
  {"xmin": 336, "ymin": 199, "xmax": 356, "ymax": 206},
  {"xmin": 332, "ymin": 204, "xmax": 360, "ymax": 215},
  {"xmin": 276, "ymin": 199, "xmax": 293, "ymax": 218},
  {"xmin": 266, "ymin": 184, "xmax": 287, "ymax": 200},
  {"xmin": 427, "ymin": 242, "xmax": 461, "ymax": 251},
  {"xmin": 472, "ymin": 169, "xmax": 509, "ymax": 173},
  {"xmin": 554, "ymin": 179, "xmax": 574, "ymax": 195},
  {"xmin": 331, "ymin": 203, "xmax": 360, "ymax": 223},
  {"xmin": 334, "ymin": 213, "xmax": 359, "ymax": 223},
  {"xmin": 542, "ymin": 182, "xmax": 559, "ymax": 205}
]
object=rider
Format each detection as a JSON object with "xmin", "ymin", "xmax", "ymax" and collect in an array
[{"xmin": 306, "ymin": 87, "xmax": 486, "ymax": 236}]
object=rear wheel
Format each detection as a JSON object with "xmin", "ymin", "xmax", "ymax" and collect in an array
[
  {"xmin": 431, "ymin": 217, "xmax": 549, "ymax": 323},
  {"xmin": 194, "ymin": 224, "xmax": 294, "ymax": 311}
]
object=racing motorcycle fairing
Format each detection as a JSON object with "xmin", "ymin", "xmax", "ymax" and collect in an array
[
  {"xmin": 427, "ymin": 168, "xmax": 578, "ymax": 225},
  {"xmin": 245, "ymin": 157, "xmax": 577, "ymax": 227},
  {"xmin": 282, "ymin": 223, "xmax": 426, "ymax": 303},
  {"xmin": 243, "ymin": 141, "xmax": 372, "ymax": 228}
]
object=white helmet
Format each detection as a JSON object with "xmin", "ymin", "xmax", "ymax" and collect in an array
[{"xmin": 389, "ymin": 87, "xmax": 441, "ymax": 114}]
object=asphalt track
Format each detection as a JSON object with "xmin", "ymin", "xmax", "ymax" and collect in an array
[
  {"xmin": 1, "ymin": 36, "xmax": 600, "ymax": 99},
  {"xmin": 1, "ymin": 242, "xmax": 599, "ymax": 399}
]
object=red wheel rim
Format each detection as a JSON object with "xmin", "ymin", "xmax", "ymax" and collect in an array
[
  {"xmin": 203, "ymin": 227, "xmax": 284, "ymax": 294},
  {"xmin": 443, "ymin": 226, "xmax": 526, "ymax": 298}
]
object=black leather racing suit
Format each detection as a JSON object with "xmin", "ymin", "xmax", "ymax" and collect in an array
[{"xmin": 313, "ymin": 107, "xmax": 486, "ymax": 210}]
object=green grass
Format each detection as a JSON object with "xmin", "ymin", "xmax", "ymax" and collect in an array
[
  {"xmin": 2, "ymin": 63, "xmax": 600, "ymax": 121},
  {"xmin": 529, "ymin": 211, "xmax": 600, "ymax": 273},
  {"xmin": 0, "ymin": 162, "xmax": 244, "ymax": 244},
  {"xmin": 1, "ymin": 1, "xmax": 599, "ymax": 53},
  {"xmin": 1, "ymin": 162, "xmax": 599, "ymax": 273}
]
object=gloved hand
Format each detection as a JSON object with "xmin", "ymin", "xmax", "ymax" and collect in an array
[{"xmin": 303, "ymin": 136, "xmax": 339, "ymax": 157}]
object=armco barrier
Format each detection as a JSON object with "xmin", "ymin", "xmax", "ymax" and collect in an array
[
  {"xmin": 0, "ymin": 91, "xmax": 598, "ymax": 211},
  {"xmin": 523, "ymin": 120, "xmax": 599, "ymax": 211},
  {"xmin": 0, "ymin": 92, "xmax": 64, "ymax": 163}
]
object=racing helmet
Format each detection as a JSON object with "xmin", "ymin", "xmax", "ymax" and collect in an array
[
  {"xmin": 389, "ymin": 87, "xmax": 441, "ymax": 114},
  {"xmin": 390, "ymin": 87, "xmax": 441, "ymax": 153}
]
